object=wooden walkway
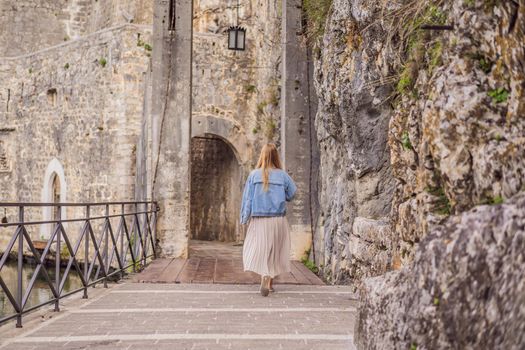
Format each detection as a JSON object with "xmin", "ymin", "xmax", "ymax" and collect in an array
[{"xmin": 133, "ymin": 240, "xmax": 324, "ymax": 285}]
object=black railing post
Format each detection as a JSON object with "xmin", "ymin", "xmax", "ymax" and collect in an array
[
  {"xmin": 54, "ymin": 205, "xmax": 61, "ymax": 312},
  {"xmin": 120, "ymin": 204, "xmax": 125, "ymax": 279},
  {"xmin": 153, "ymin": 202, "xmax": 158, "ymax": 258},
  {"xmin": 104, "ymin": 204, "xmax": 109, "ymax": 288},
  {"xmin": 142, "ymin": 203, "xmax": 147, "ymax": 267},
  {"xmin": 16, "ymin": 205, "xmax": 24, "ymax": 328},
  {"xmin": 83, "ymin": 205, "xmax": 90, "ymax": 299},
  {"xmin": 133, "ymin": 203, "xmax": 138, "ymax": 273}
]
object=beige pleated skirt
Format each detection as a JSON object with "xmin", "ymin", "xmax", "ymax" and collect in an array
[{"xmin": 243, "ymin": 216, "xmax": 291, "ymax": 278}]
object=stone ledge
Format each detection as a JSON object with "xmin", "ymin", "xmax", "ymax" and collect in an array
[{"xmin": 356, "ymin": 192, "xmax": 525, "ymax": 349}]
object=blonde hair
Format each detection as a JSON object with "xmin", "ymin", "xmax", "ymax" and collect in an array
[{"xmin": 256, "ymin": 143, "xmax": 283, "ymax": 191}]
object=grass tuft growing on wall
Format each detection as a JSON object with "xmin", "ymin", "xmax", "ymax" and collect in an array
[
  {"xmin": 303, "ymin": 0, "xmax": 332, "ymax": 42},
  {"xmin": 488, "ymin": 88, "xmax": 509, "ymax": 104}
]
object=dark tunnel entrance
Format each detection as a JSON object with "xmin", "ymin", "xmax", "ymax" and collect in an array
[{"xmin": 190, "ymin": 136, "xmax": 242, "ymax": 243}]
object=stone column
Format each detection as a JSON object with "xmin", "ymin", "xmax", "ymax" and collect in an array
[
  {"xmin": 150, "ymin": 0, "xmax": 193, "ymax": 258},
  {"xmin": 281, "ymin": 0, "xmax": 312, "ymax": 260}
]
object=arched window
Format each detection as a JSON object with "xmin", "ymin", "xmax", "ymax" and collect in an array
[
  {"xmin": 41, "ymin": 158, "xmax": 67, "ymax": 239},
  {"xmin": 51, "ymin": 173, "xmax": 61, "ymax": 221}
]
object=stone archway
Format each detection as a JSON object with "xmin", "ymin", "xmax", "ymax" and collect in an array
[{"xmin": 190, "ymin": 135, "xmax": 242, "ymax": 242}]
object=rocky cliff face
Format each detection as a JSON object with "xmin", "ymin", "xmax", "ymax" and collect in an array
[
  {"xmin": 389, "ymin": 0, "xmax": 525, "ymax": 266},
  {"xmin": 312, "ymin": 0, "xmax": 395, "ymax": 284},
  {"xmin": 312, "ymin": 0, "xmax": 525, "ymax": 347},
  {"xmin": 357, "ymin": 192, "xmax": 525, "ymax": 349}
]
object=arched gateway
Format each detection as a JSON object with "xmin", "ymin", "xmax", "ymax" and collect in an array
[
  {"xmin": 190, "ymin": 115, "xmax": 251, "ymax": 244},
  {"xmin": 151, "ymin": 0, "xmax": 313, "ymax": 260}
]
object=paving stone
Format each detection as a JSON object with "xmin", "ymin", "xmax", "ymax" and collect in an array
[{"xmin": 0, "ymin": 282, "xmax": 357, "ymax": 350}]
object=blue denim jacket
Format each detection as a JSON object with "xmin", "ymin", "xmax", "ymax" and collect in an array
[{"xmin": 240, "ymin": 168, "xmax": 297, "ymax": 224}]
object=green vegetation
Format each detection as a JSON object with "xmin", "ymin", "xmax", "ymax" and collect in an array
[
  {"xmin": 392, "ymin": 2, "xmax": 448, "ymax": 97},
  {"xmin": 264, "ymin": 117, "xmax": 277, "ymax": 139},
  {"xmin": 301, "ymin": 249, "xmax": 319, "ymax": 274},
  {"xmin": 488, "ymin": 88, "xmax": 509, "ymax": 104},
  {"xmin": 493, "ymin": 196, "xmax": 504, "ymax": 205},
  {"xmin": 428, "ymin": 41, "xmax": 443, "ymax": 74},
  {"xmin": 302, "ymin": 259, "xmax": 318, "ymax": 274},
  {"xmin": 303, "ymin": 0, "xmax": 332, "ymax": 42},
  {"xmin": 99, "ymin": 58, "xmax": 107, "ymax": 67},
  {"xmin": 126, "ymin": 260, "xmax": 143, "ymax": 273},
  {"xmin": 137, "ymin": 37, "xmax": 152, "ymax": 51},
  {"xmin": 256, "ymin": 101, "xmax": 267, "ymax": 114},
  {"xmin": 60, "ymin": 245, "xmax": 70, "ymax": 260},
  {"xmin": 245, "ymin": 84, "xmax": 257, "ymax": 94},
  {"xmin": 426, "ymin": 5, "xmax": 447, "ymax": 25},
  {"xmin": 28, "ymin": 68, "xmax": 33, "ymax": 74},
  {"xmin": 252, "ymin": 127, "xmax": 259, "ymax": 134},
  {"xmin": 479, "ymin": 57, "xmax": 492, "ymax": 73},
  {"xmin": 269, "ymin": 87, "xmax": 280, "ymax": 106},
  {"xmin": 433, "ymin": 297, "xmax": 440, "ymax": 306},
  {"xmin": 426, "ymin": 186, "xmax": 451, "ymax": 215},
  {"xmin": 468, "ymin": 53, "xmax": 493, "ymax": 73},
  {"xmin": 401, "ymin": 131, "xmax": 413, "ymax": 150},
  {"xmin": 64, "ymin": 63, "xmax": 70, "ymax": 70},
  {"xmin": 410, "ymin": 344, "xmax": 418, "ymax": 350},
  {"xmin": 464, "ymin": 0, "xmax": 475, "ymax": 7},
  {"xmin": 397, "ymin": 68, "xmax": 414, "ymax": 95},
  {"xmin": 481, "ymin": 195, "xmax": 504, "ymax": 205}
]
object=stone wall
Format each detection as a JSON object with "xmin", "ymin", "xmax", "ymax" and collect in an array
[
  {"xmin": 357, "ymin": 192, "xmax": 525, "ymax": 349},
  {"xmin": 0, "ymin": 0, "xmax": 154, "ymax": 56},
  {"xmin": 192, "ymin": 0, "xmax": 282, "ymax": 161},
  {"xmin": 312, "ymin": 0, "xmax": 395, "ymax": 284},
  {"xmin": 0, "ymin": 25, "xmax": 152, "ymax": 248},
  {"xmin": 189, "ymin": 0, "xmax": 283, "ymax": 246}
]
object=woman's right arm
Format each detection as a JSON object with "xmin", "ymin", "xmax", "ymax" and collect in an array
[{"xmin": 240, "ymin": 173, "xmax": 254, "ymax": 224}]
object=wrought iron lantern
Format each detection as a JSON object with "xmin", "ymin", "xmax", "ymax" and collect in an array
[
  {"xmin": 227, "ymin": 0, "xmax": 246, "ymax": 51},
  {"xmin": 228, "ymin": 26, "xmax": 246, "ymax": 51}
]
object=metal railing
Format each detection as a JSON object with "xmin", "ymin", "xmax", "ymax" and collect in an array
[{"xmin": 0, "ymin": 201, "xmax": 158, "ymax": 327}]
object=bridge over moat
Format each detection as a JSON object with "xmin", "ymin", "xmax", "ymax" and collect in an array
[{"xmin": 0, "ymin": 202, "xmax": 357, "ymax": 349}]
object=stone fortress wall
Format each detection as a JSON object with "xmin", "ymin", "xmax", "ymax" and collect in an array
[
  {"xmin": 190, "ymin": 0, "xmax": 283, "ymax": 243},
  {"xmin": 0, "ymin": 0, "xmax": 154, "ymax": 56},
  {"xmin": 0, "ymin": 0, "xmax": 285, "ymax": 253},
  {"xmin": 0, "ymin": 1, "xmax": 153, "ymax": 250}
]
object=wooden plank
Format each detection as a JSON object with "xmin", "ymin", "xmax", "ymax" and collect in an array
[
  {"xmin": 176, "ymin": 257, "xmax": 200, "ymax": 283},
  {"xmin": 289, "ymin": 261, "xmax": 312, "ymax": 285},
  {"xmin": 192, "ymin": 257, "xmax": 216, "ymax": 284},
  {"xmin": 274, "ymin": 272, "xmax": 298, "ymax": 284},
  {"xmin": 156, "ymin": 258, "xmax": 186, "ymax": 283},
  {"xmin": 231, "ymin": 259, "xmax": 260, "ymax": 284},
  {"xmin": 213, "ymin": 258, "xmax": 258, "ymax": 284},
  {"xmin": 131, "ymin": 258, "xmax": 173, "ymax": 283},
  {"xmin": 292, "ymin": 260, "xmax": 325, "ymax": 285},
  {"xmin": 213, "ymin": 258, "xmax": 234, "ymax": 284}
]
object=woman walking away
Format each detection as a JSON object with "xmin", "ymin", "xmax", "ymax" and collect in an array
[{"xmin": 241, "ymin": 143, "xmax": 296, "ymax": 297}]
